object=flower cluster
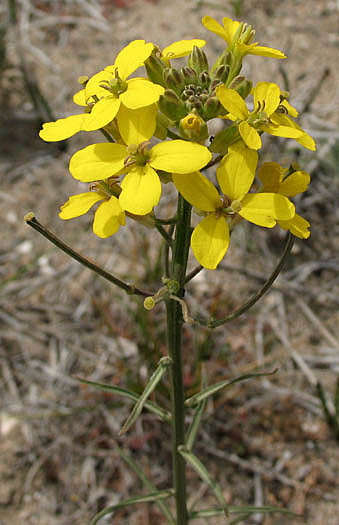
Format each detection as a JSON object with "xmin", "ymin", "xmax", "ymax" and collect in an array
[{"xmin": 40, "ymin": 15, "xmax": 315, "ymax": 269}]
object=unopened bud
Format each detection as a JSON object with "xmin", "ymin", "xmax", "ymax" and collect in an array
[
  {"xmin": 159, "ymin": 89, "xmax": 187, "ymax": 121},
  {"xmin": 179, "ymin": 113, "xmax": 208, "ymax": 143},
  {"xmin": 163, "ymin": 67, "xmax": 185, "ymax": 95},
  {"xmin": 185, "ymin": 97, "xmax": 202, "ymax": 113},
  {"xmin": 144, "ymin": 297, "xmax": 156, "ymax": 310},
  {"xmin": 154, "ymin": 112, "xmax": 170, "ymax": 140},
  {"xmin": 181, "ymin": 66, "xmax": 197, "ymax": 85},
  {"xmin": 202, "ymin": 96, "xmax": 222, "ymax": 120},
  {"xmin": 211, "ymin": 64, "xmax": 230, "ymax": 84},
  {"xmin": 199, "ymin": 71, "xmax": 211, "ymax": 89},
  {"xmin": 229, "ymin": 76, "xmax": 252, "ymax": 99},
  {"xmin": 211, "ymin": 49, "xmax": 232, "ymax": 72},
  {"xmin": 78, "ymin": 75, "xmax": 89, "ymax": 86},
  {"xmin": 188, "ymin": 45, "xmax": 209, "ymax": 75},
  {"xmin": 145, "ymin": 54, "xmax": 167, "ymax": 87}
]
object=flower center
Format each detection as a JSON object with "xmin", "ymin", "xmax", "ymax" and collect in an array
[{"xmin": 99, "ymin": 69, "xmax": 128, "ymax": 96}]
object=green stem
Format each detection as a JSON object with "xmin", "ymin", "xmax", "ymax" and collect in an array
[{"xmin": 166, "ymin": 195, "xmax": 192, "ymax": 525}]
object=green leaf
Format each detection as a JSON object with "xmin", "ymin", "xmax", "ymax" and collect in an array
[
  {"xmin": 120, "ymin": 356, "xmax": 172, "ymax": 435},
  {"xmin": 186, "ymin": 398, "xmax": 207, "ymax": 451},
  {"xmin": 178, "ymin": 446, "xmax": 228, "ymax": 518},
  {"xmin": 185, "ymin": 369, "xmax": 278, "ymax": 407},
  {"xmin": 189, "ymin": 504, "xmax": 302, "ymax": 521},
  {"xmin": 76, "ymin": 376, "xmax": 171, "ymax": 422},
  {"xmin": 90, "ymin": 489, "xmax": 175, "ymax": 524},
  {"xmin": 116, "ymin": 445, "xmax": 175, "ymax": 524}
]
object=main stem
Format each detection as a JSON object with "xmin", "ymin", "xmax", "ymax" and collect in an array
[{"xmin": 166, "ymin": 195, "xmax": 192, "ymax": 525}]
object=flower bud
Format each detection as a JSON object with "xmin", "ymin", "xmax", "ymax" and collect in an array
[
  {"xmin": 198, "ymin": 71, "xmax": 211, "ymax": 89},
  {"xmin": 211, "ymin": 64, "xmax": 230, "ymax": 84},
  {"xmin": 78, "ymin": 75, "xmax": 89, "ymax": 86},
  {"xmin": 188, "ymin": 45, "xmax": 209, "ymax": 75},
  {"xmin": 181, "ymin": 66, "xmax": 197, "ymax": 85},
  {"xmin": 159, "ymin": 89, "xmax": 187, "ymax": 121},
  {"xmin": 179, "ymin": 112, "xmax": 208, "ymax": 143},
  {"xmin": 202, "ymin": 96, "xmax": 222, "ymax": 120},
  {"xmin": 185, "ymin": 96, "xmax": 202, "ymax": 113},
  {"xmin": 211, "ymin": 49, "xmax": 232, "ymax": 72},
  {"xmin": 209, "ymin": 79, "xmax": 223, "ymax": 93},
  {"xmin": 145, "ymin": 54, "xmax": 167, "ymax": 87},
  {"xmin": 229, "ymin": 76, "xmax": 252, "ymax": 99},
  {"xmin": 153, "ymin": 112, "xmax": 170, "ymax": 140},
  {"xmin": 163, "ymin": 67, "xmax": 185, "ymax": 95}
]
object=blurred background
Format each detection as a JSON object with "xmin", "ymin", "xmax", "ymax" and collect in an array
[{"xmin": 0, "ymin": 1, "xmax": 338, "ymax": 523}]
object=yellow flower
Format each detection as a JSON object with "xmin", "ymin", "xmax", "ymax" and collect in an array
[
  {"xmin": 160, "ymin": 39, "xmax": 206, "ymax": 65},
  {"xmin": 202, "ymin": 16, "xmax": 286, "ymax": 59},
  {"xmin": 59, "ymin": 190, "xmax": 126, "ymax": 239},
  {"xmin": 216, "ymin": 82, "xmax": 310, "ymax": 150},
  {"xmin": 258, "ymin": 162, "xmax": 311, "ymax": 238},
  {"xmin": 173, "ymin": 143, "xmax": 295, "ymax": 269},
  {"xmin": 39, "ymin": 40, "xmax": 164, "ymax": 142},
  {"xmin": 69, "ymin": 107, "xmax": 212, "ymax": 216}
]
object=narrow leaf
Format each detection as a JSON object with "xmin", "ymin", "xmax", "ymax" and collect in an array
[
  {"xmin": 76, "ymin": 377, "xmax": 170, "ymax": 422},
  {"xmin": 189, "ymin": 504, "xmax": 301, "ymax": 520},
  {"xmin": 185, "ymin": 369, "xmax": 277, "ymax": 407},
  {"xmin": 91, "ymin": 489, "xmax": 174, "ymax": 524},
  {"xmin": 186, "ymin": 398, "xmax": 207, "ymax": 451},
  {"xmin": 120, "ymin": 356, "xmax": 172, "ymax": 435},
  {"xmin": 178, "ymin": 446, "xmax": 228, "ymax": 518},
  {"xmin": 116, "ymin": 445, "xmax": 175, "ymax": 524}
]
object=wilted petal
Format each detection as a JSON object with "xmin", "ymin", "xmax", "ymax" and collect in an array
[{"xmin": 191, "ymin": 215, "xmax": 229, "ymax": 270}]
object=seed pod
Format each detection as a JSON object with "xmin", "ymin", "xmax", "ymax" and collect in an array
[
  {"xmin": 188, "ymin": 45, "xmax": 209, "ymax": 75},
  {"xmin": 159, "ymin": 89, "xmax": 187, "ymax": 121}
]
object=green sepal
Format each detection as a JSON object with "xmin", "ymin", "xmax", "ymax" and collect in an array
[
  {"xmin": 91, "ymin": 489, "xmax": 175, "ymax": 524},
  {"xmin": 119, "ymin": 356, "xmax": 172, "ymax": 435},
  {"xmin": 163, "ymin": 67, "xmax": 185, "ymax": 95},
  {"xmin": 159, "ymin": 89, "xmax": 187, "ymax": 121},
  {"xmin": 188, "ymin": 45, "xmax": 209, "ymax": 75},
  {"xmin": 209, "ymin": 124, "xmax": 240, "ymax": 154},
  {"xmin": 145, "ymin": 53, "xmax": 167, "ymax": 87},
  {"xmin": 76, "ymin": 377, "xmax": 170, "ymax": 422}
]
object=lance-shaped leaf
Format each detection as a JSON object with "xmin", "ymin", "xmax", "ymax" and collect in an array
[
  {"xmin": 178, "ymin": 446, "xmax": 229, "ymax": 518},
  {"xmin": 189, "ymin": 504, "xmax": 301, "ymax": 521},
  {"xmin": 91, "ymin": 489, "xmax": 175, "ymax": 524},
  {"xmin": 120, "ymin": 356, "xmax": 172, "ymax": 435},
  {"xmin": 185, "ymin": 369, "xmax": 277, "ymax": 407},
  {"xmin": 116, "ymin": 445, "xmax": 175, "ymax": 524},
  {"xmin": 76, "ymin": 377, "xmax": 170, "ymax": 422},
  {"xmin": 186, "ymin": 398, "xmax": 207, "ymax": 452}
]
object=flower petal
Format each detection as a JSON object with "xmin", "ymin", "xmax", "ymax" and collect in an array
[
  {"xmin": 39, "ymin": 114, "xmax": 88, "ymax": 142},
  {"xmin": 150, "ymin": 140, "xmax": 212, "ymax": 173},
  {"xmin": 83, "ymin": 96, "xmax": 121, "ymax": 130},
  {"xmin": 279, "ymin": 171, "xmax": 310, "ymax": 197},
  {"xmin": 253, "ymin": 82, "xmax": 281, "ymax": 116},
  {"xmin": 108, "ymin": 40, "xmax": 154, "ymax": 80},
  {"xmin": 240, "ymin": 193, "xmax": 295, "ymax": 226},
  {"xmin": 237, "ymin": 42, "xmax": 286, "ymax": 59},
  {"xmin": 93, "ymin": 197, "xmax": 126, "ymax": 238},
  {"xmin": 69, "ymin": 143, "xmax": 127, "ymax": 182},
  {"xmin": 120, "ymin": 78, "xmax": 164, "ymax": 109},
  {"xmin": 119, "ymin": 165, "xmax": 161, "ymax": 215},
  {"xmin": 191, "ymin": 215, "xmax": 229, "ymax": 270},
  {"xmin": 59, "ymin": 192, "xmax": 104, "ymax": 219},
  {"xmin": 279, "ymin": 213, "xmax": 310, "ymax": 239},
  {"xmin": 239, "ymin": 121, "xmax": 262, "ymax": 150},
  {"xmin": 222, "ymin": 17, "xmax": 241, "ymax": 46},
  {"xmin": 257, "ymin": 162, "xmax": 283, "ymax": 192},
  {"xmin": 201, "ymin": 16, "xmax": 228, "ymax": 42},
  {"xmin": 73, "ymin": 89, "xmax": 87, "ymax": 106},
  {"xmin": 172, "ymin": 172, "xmax": 221, "ymax": 212},
  {"xmin": 216, "ymin": 86, "xmax": 249, "ymax": 120},
  {"xmin": 162, "ymin": 39, "xmax": 206, "ymax": 60},
  {"xmin": 217, "ymin": 142, "xmax": 258, "ymax": 200},
  {"xmin": 117, "ymin": 104, "xmax": 157, "ymax": 145},
  {"xmin": 85, "ymin": 70, "xmax": 113, "ymax": 100}
]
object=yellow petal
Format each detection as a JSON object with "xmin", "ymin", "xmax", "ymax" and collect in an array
[
  {"xmin": 117, "ymin": 104, "xmax": 157, "ymax": 145},
  {"xmin": 119, "ymin": 165, "xmax": 161, "ymax": 215},
  {"xmin": 59, "ymin": 192, "xmax": 104, "ymax": 219},
  {"xmin": 39, "ymin": 114, "xmax": 87, "ymax": 142},
  {"xmin": 262, "ymin": 123, "xmax": 304, "ymax": 139},
  {"xmin": 150, "ymin": 140, "xmax": 212, "ymax": 173},
  {"xmin": 191, "ymin": 215, "xmax": 229, "ymax": 270},
  {"xmin": 120, "ymin": 78, "xmax": 164, "ymax": 109},
  {"xmin": 162, "ymin": 39, "xmax": 206, "ymax": 60},
  {"xmin": 279, "ymin": 171, "xmax": 310, "ymax": 197},
  {"xmin": 172, "ymin": 172, "xmax": 221, "ymax": 211},
  {"xmin": 253, "ymin": 82, "xmax": 280, "ymax": 116},
  {"xmin": 83, "ymin": 96, "xmax": 121, "ymax": 130},
  {"xmin": 217, "ymin": 142, "xmax": 258, "ymax": 200},
  {"xmin": 108, "ymin": 40, "xmax": 154, "ymax": 80},
  {"xmin": 257, "ymin": 162, "xmax": 283, "ymax": 192},
  {"xmin": 222, "ymin": 17, "xmax": 241, "ymax": 45},
  {"xmin": 240, "ymin": 193, "xmax": 295, "ymax": 226},
  {"xmin": 239, "ymin": 121, "xmax": 262, "ymax": 150},
  {"xmin": 201, "ymin": 16, "xmax": 229, "ymax": 42},
  {"xmin": 296, "ymin": 132, "xmax": 317, "ymax": 151},
  {"xmin": 69, "ymin": 143, "xmax": 127, "ymax": 182},
  {"xmin": 279, "ymin": 213, "xmax": 310, "ymax": 239},
  {"xmin": 93, "ymin": 197, "xmax": 125, "ymax": 238},
  {"xmin": 85, "ymin": 70, "xmax": 113, "ymax": 100},
  {"xmin": 280, "ymin": 100, "xmax": 298, "ymax": 118},
  {"xmin": 73, "ymin": 89, "xmax": 87, "ymax": 106},
  {"xmin": 216, "ymin": 86, "xmax": 249, "ymax": 120},
  {"xmin": 237, "ymin": 42, "xmax": 286, "ymax": 59}
]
